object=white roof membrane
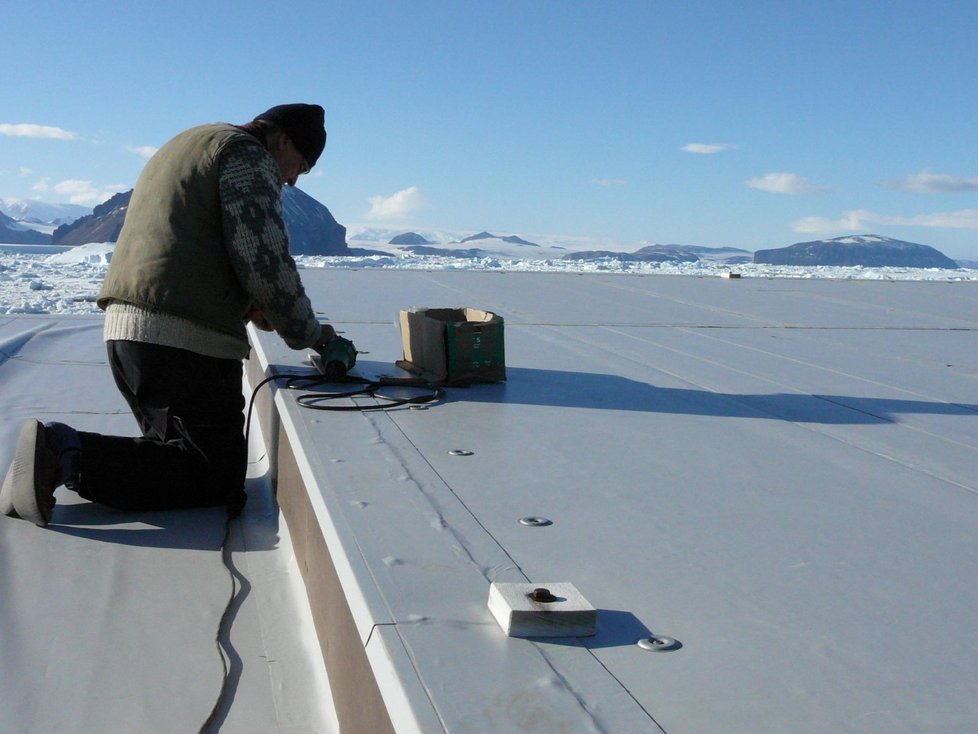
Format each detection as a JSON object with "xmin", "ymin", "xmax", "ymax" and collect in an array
[
  {"xmin": 0, "ymin": 316, "xmax": 337, "ymax": 733},
  {"xmin": 247, "ymin": 270, "xmax": 978, "ymax": 733}
]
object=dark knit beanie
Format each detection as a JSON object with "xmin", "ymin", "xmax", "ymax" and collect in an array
[{"xmin": 254, "ymin": 103, "xmax": 327, "ymax": 168}]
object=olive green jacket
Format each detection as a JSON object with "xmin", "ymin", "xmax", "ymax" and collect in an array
[{"xmin": 99, "ymin": 123, "xmax": 320, "ymax": 357}]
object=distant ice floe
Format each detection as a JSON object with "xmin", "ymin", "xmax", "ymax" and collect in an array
[
  {"xmin": 44, "ymin": 242, "xmax": 115, "ymax": 266},
  {"xmin": 297, "ymin": 253, "xmax": 978, "ymax": 282},
  {"xmin": 0, "ymin": 242, "xmax": 111, "ymax": 315},
  {"xmin": 0, "ymin": 241, "xmax": 976, "ymax": 316}
]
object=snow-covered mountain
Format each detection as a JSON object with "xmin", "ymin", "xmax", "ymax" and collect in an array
[
  {"xmin": 0, "ymin": 210, "xmax": 51, "ymax": 244},
  {"xmin": 754, "ymin": 235, "xmax": 960, "ymax": 268},
  {"xmin": 0, "ymin": 198, "xmax": 90, "ymax": 227},
  {"xmin": 346, "ymin": 226, "xmax": 473, "ymax": 245},
  {"xmin": 2, "ymin": 189, "xmax": 344, "ymax": 257},
  {"xmin": 348, "ymin": 227, "xmax": 606, "ymax": 259},
  {"xmin": 459, "ymin": 231, "xmax": 541, "ymax": 247},
  {"xmin": 563, "ymin": 244, "xmax": 751, "ymax": 264},
  {"xmin": 387, "ymin": 232, "xmax": 432, "ymax": 245},
  {"xmin": 37, "ymin": 187, "xmax": 347, "ymax": 255},
  {"xmin": 0, "ymin": 198, "xmax": 92, "ymax": 242},
  {"xmin": 353, "ymin": 233, "xmax": 572, "ymax": 260},
  {"xmin": 349, "ymin": 228, "xmax": 757, "ymax": 264}
]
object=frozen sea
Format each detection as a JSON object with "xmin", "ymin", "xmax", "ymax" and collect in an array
[{"xmin": 2, "ymin": 240, "xmax": 978, "ymax": 315}]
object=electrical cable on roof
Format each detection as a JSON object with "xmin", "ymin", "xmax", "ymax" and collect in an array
[
  {"xmin": 198, "ymin": 514, "xmax": 237, "ymax": 734},
  {"xmin": 199, "ymin": 370, "xmax": 443, "ymax": 733}
]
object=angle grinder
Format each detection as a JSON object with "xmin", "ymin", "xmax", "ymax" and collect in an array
[{"xmin": 318, "ymin": 336, "xmax": 358, "ymax": 380}]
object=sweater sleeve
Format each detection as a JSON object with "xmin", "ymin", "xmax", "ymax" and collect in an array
[{"xmin": 218, "ymin": 141, "xmax": 321, "ymax": 350}]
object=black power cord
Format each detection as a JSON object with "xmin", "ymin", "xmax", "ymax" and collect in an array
[{"xmin": 200, "ymin": 369, "xmax": 443, "ymax": 733}]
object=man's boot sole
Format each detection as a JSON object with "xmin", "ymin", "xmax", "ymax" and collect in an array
[{"xmin": 4, "ymin": 420, "xmax": 57, "ymax": 527}]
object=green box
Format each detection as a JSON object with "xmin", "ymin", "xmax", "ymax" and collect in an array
[{"xmin": 398, "ymin": 307, "xmax": 506, "ymax": 385}]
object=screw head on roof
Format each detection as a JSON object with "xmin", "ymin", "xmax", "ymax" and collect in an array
[{"xmin": 519, "ymin": 517, "xmax": 552, "ymax": 527}]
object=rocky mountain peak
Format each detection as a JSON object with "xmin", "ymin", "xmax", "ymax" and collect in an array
[
  {"xmin": 753, "ymin": 234, "xmax": 958, "ymax": 268},
  {"xmin": 47, "ymin": 186, "xmax": 347, "ymax": 255},
  {"xmin": 51, "ymin": 191, "xmax": 131, "ymax": 245}
]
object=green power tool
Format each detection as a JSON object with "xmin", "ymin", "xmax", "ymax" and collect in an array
[{"xmin": 318, "ymin": 336, "xmax": 358, "ymax": 380}]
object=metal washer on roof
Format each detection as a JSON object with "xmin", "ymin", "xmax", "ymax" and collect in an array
[{"xmin": 637, "ymin": 636, "xmax": 680, "ymax": 652}]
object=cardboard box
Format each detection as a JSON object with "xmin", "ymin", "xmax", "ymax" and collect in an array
[{"xmin": 397, "ymin": 307, "xmax": 506, "ymax": 385}]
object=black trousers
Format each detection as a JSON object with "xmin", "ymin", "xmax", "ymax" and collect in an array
[{"xmin": 76, "ymin": 341, "xmax": 247, "ymax": 512}]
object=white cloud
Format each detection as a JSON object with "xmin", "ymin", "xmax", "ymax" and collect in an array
[
  {"xmin": 904, "ymin": 210, "xmax": 978, "ymax": 228},
  {"xmin": 682, "ymin": 143, "xmax": 736, "ymax": 154},
  {"xmin": 52, "ymin": 180, "xmax": 99, "ymax": 203},
  {"xmin": 127, "ymin": 145, "xmax": 158, "ymax": 159},
  {"xmin": 0, "ymin": 123, "xmax": 77, "ymax": 140},
  {"xmin": 747, "ymin": 172, "xmax": 830, "ymax": 195},
  {"xmin": 592, "ymin": 178, "xmax": 627, "ymax": 187},
  {"xmin": 19, "ymin": 167, "xmax": 32, "ymax": 177},
  {"xmin": 883, "ymin": 170, "xmax": 978, "ymax": 194},
  {"xmin": 366, "ymin": 186, "xmax": 425, "ymax": 220},
  {"xmin": 792, "ymin": 210, "xmax": 877, "ymax": 233},
  {"xmin": 793, "ymin": 208, "xmax": 978, "ymax": 234},
  {"xmin": 32, "ymin": 179, "xmax": 128, "ymax": 206}
]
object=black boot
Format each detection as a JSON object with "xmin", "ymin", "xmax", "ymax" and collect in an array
[{"xmin": 0, "ymin": 420, "xmax": 81, "ymax": 527}]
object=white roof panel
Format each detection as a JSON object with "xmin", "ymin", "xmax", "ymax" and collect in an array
[
  {"xmin": 251, "ymin": 270, "xmax": 978, "ymax": 733},
  {"xmin": 0, "ymin": 316, "xmax": 337, "ymax": 734}
]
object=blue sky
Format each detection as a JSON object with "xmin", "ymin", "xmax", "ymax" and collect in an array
[{"xmin": 2, "ymin": 0, "xmax": 977, "ymax": 257}]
